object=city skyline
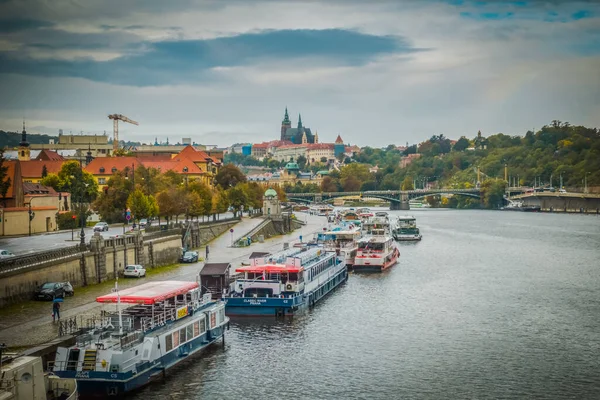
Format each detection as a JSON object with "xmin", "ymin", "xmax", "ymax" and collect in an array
[{"xmin": 0, "ymin": 0, "xmax": 599, "ymax": 147}]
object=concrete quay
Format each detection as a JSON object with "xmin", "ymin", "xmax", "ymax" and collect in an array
[{"xmin": 0, "ymin": 214, "xmax": 327, "ymax": 349}]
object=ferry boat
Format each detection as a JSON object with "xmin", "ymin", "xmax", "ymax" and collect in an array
[
  {"xmin": 392, "ymin": 216, "xmax": 422, "ymax": 241},
  {"xmin": 409, "ymin": 200, "xmax": 431, "ymax": 208},
  {"xmin": 50, "ymin": 280, "xmax": 229, "ymax": 399},
  {"xmin": 224, "ymin": 247, "xmax": 347, "ymax": 317},
  {"xmin": 353, "ymin": 226, "xmax": 399, "ymax": 273},
  {"xmin": 1, "ymin": 354, "xmax": 77, "ymax": 400},
  {"xmin": 361, "ymin": 215, "xmax": 391, "ymax": 236},
  {"xmin": 356, "ymin": 207, "xmax": 374, "ymax": 221},
  {"xmin": 319, "ymin": 226, "xmax": 362, "ymax": 268}
]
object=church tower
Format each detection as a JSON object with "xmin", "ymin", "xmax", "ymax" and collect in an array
[
  {"xmin": 280, "ymin": 107, "xmax": 291, "ymax": 141},
  {"xmin": 18, "ymin": 120, "xmax": 31, "ymax": 161},
  {"xmin": 301, "ymin": 131, "xmax": 307, "ymax": 144},
  {"xmin": 314, "ymin": 131, "xmax": 319, "ymax": 143}
]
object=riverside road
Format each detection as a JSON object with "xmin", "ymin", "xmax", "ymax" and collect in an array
[{"xmin": 0, "ymin": 214, "xmax": 325, "ymax": 347}]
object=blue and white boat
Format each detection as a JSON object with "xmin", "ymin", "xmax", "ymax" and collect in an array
[
  {"xmin": 224, "ymin": 247, "xmax": 347, "ymax": 317},
  {"xmin": 49, "ymin": 280, "xmax": 229, "ymax": 399}
]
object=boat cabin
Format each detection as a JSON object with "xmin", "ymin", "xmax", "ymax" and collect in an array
[{"xmin": 200, "ymin": 263, "xmax": 232, "ymax": 299}]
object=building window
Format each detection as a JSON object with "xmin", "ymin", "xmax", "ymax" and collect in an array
[
  {"xmin": 98, "ymin": 178, "xmax": 106, "ymax": 185},
  {"xmin": 21, "ymin": 151, "xmax": 25, "ymax": 157},
  {"xmin": 183, "ymin": 167, "xmax": 188, "ymax": 172},
  {"xmin": 99, "ymin": 167, "xmax": 105, "ymax": 173},
  {"xmin": 111, "ymin": 167, "xmax": 117, "ymax": 173}
]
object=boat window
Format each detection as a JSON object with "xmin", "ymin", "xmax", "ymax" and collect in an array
[
  {"xmin": 186, "ymin": 324, "xmax": 193, "ymax": 340},
  {"xmin": 244, "ymin": 287, "xmax": 273, "ymax": 297},
  {"xmin": 66, "ymin": 349, "xmax": 80, "ymax": 371},
  {"xmin": 180, "ymin": 328, "xmax": 187, "ymax": 343},
  {"xmin": 165, "ymin": 335, "xmax": 173, "ymax": 352},
  {"xmin": 193, "ymin": 321, "xmax": 200, "ymax": 337},
  {"xmin": 173, "ymin": 331, "xmax": 180, "ymax": 347}
]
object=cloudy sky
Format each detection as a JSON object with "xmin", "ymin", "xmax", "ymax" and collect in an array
[{"xmin": 0, "ymin": 0, "xmax": 598, "ymax": 147}]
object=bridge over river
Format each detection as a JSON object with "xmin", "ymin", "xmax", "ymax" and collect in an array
[{"xmin": 287, "ymin": 188, "xmax": 482, "ymax": 210}]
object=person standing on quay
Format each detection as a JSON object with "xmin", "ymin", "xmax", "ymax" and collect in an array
[
  {"xmin": 52, "ymin": 300, "xmax": 61, "ymax": 322},
  {"xmin": 205, "ymin": 245, "xmax": 210, "ymax": 260}
]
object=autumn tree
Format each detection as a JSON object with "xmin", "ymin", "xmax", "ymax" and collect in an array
[
  {"xmin": 211, "ymin": 188, "xmax": 230, "ymax": 219},
  {"xmin": 0, "ymin": 150, "xmax": 11, "ymax": 207},
  {"xmin": 401, "ymin": 176, "xmax": 414, "ymax": 190},
  {"xmin": 157, "ymin": 190, "xmax": 177, "ymax": 223},
  {"xmin": 227, "ymin": 186, "xmax": 248, "ymax": 217},
  {"xmin": 189, "ymin": 180, "xmax": 213, "ymax": 219}
]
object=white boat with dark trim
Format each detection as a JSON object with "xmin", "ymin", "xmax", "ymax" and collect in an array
[
  {"xmin": 319, "ymin": 226, "xmax": 362, "ymax": 268},
  {"xmin": 224, "ymin": 247, "xmax": 347, "ymax": 317},
  {"xmin": 392, "ymin": 216, "xmax": 422, "ymax": 241},
  {"xmin": 353, "ymin": 226, "xmax": 399, "ymax": 273},
  {"xmin": 49, "ymin": 280, "xmax": 229, "ymax": 399}
]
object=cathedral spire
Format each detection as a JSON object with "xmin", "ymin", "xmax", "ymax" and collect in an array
[
  {"xmin": 282, "ymin": 107, "xmax": 291, "ymax": 125},
  {"xmin": 314, "ymin": 130, "xmax": 319, "ymax": 144},
  {"xmin": 297, "ymin": 113, "xmax": 302, "ymax": 129}
]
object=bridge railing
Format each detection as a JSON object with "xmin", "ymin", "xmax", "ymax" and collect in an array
[
  {"xmin": 0, "ymin": 244, "xmax": 83, "ymax": 276},
  {"xmin": 287, "ymin": 188, "xmax": 481, "ymax": 198}
]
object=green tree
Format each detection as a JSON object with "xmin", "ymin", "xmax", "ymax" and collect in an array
[
  {"xmin": 127, "ymin": 189, "xmax": 154, "ymax": 221},
  {"xmin": 321, "ymin": 176, "xmax": 338, "ymax": 192},
  {"xmin": 480, "ymin": 179, "xmax": 506, "ymax": 208},
  {"xmin": 401, "ymin": 176, "xmax": 414, "ymax": 190},
  {"xmin": 135, "ymin": 165, "xmax": 164, "ymax": 195},
  {"xmin": 227, "ymin": 185, "xmax": 248, "ymax": 217},
  {"xmin": 92, "ymin": 172, "xmax": 134, "ymax": 223},
  {"xmin": 296, "ymin": 155, "xmax": 307, "ymax": 170},
  {"xmin": 41, "ymin": 164, "xmax": 48, "ymax": 178},
  {"xmin": 212, "ymin": 188, "xmax": 230, "ymax": 216},
  {"xmin": 41, "ymin": 160, "xmax": 98, "ymax": 203},
  {"xmin": 453, "ymin": 136, "xmax": 470, "ymax": 151},
  {"xmin": 215, "ymin": 164, "xmax": 247, "ymax": 189}
]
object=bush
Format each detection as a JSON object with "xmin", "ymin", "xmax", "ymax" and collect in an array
[{"xmin": 57, "ymin": 211, "xmax": 80, "ymax": 230}]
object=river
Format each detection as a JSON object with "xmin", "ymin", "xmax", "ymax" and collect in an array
[{"xmin": 132, "ymin": 209, "xmax": 600, "ymax": 399}]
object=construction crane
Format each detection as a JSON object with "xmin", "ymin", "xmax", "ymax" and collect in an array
[{"xmin": 108, "ymin": 114, "xmax": 139, "ymax": 153}]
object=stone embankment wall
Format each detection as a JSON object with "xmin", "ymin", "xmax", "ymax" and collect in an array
[
  {"xmin": 522, "ymin": 195, "xmax": 600, "ymax": 213},
  {"xmin": 0, "ymin": 219, "xmax": 239, "ymax": 307}
]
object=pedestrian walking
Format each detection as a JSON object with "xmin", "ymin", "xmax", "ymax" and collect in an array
[
  {"xmin": 52, "ymin": 300, "xmax": 61, "ymax": 322},
  {"xmin": 205, "ymin": 245, "xmax": 209, "ymax": 260}
]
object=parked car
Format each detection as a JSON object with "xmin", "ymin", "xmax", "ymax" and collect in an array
[
  {"xmin": 93, "ymin": 222, "xmax": 109, "ymax": 232},
  {"xmin": 124, "ymin": 264, "xmax": 146, "ymax": 278},
  {"xmin": 139, "ymin": 219, "xmax": 148, "ymax": 229},
  {"xmin": 34, "ymin": 282, "xmax": 74, "ymax": 301},
  {"xmin": 558, "ymin": 188, "xmax": 567, "ymax": 193},
  {"xmin": 0, "ymin": 249, "xmax": 15, "ymax": 259},
  {"xmin": 180, "ymin": 251, "xmax": 199, "ymax": 263}
]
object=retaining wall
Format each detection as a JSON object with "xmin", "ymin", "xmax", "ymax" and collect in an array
[{"xmin": 0, "ymin": 219, "xmax": 240, "ymax": 307}]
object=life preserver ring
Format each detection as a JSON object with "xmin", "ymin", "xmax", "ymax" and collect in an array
[{"xmin": 286, "ymin": 284, "xmax": 293, "ymax": 291}]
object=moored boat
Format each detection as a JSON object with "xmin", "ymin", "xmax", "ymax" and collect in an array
[
  {"xmin": 353, "ymin": 227, "xmax": 399, "ymax": 273},
  {"xmin": 50, "ymin": 280, "xmax": 229, "ymax": 399},
  {"xmin": 392, "ymin": 216, "xmax": 422, "ymax": 241},
  {"xmin": 224, "ymin": 247, "xmax": 347, "ymax": 317},
  {"xmin": 319, "ymin": 227, "xmax": 362, "ymax": 268},
  {"xmin": 0, "ymin": 353, "xmax": 77, "ymax": 400}
]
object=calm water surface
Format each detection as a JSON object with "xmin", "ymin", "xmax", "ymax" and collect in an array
[{"xmin": 133, "ymin": 210, "xmax": 600, "ymax": 399}]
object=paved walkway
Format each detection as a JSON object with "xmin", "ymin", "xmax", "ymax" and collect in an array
[{"xmin": 0, "ymin": 214, "xmax": 326, "ymax": 348}]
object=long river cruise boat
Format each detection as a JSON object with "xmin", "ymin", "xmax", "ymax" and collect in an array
[
  {"xmin": 50, "ymin": 280, "xmax": 229, "ymax": 399},
  {"xmin": 392, "ymin": 216, "xmax": 422, "ymax": 241},
  {"xmin": 353, "ymin": 224, "xmax": 399, "ymax": 273},
  {"xmin": 224, "ymin": 247, "xmax": 347, "ymax": 317}
]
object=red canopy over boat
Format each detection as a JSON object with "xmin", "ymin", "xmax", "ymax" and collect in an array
[
  {"xmin": 235, "ymin": 264, "xmax": 303, "ymax": 274},
  {"xmin": 96, "ymin": 281, "xmax": 199, "ymax": 305}
]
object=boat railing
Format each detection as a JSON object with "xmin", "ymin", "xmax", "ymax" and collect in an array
[
  {"xmin": 46, "ymin": 375, "xmax": 78, "ymax": 400},
  {"xmin": 120, "ymin": 331, "xmax": 143, "ymax": 350},
  {"xmin": 48, "ymin": 359, "xmax": 109, "ymax": 372},
  {"xmin": 0, "ymin": 378, "xmax": 16, "ymax": 395}
]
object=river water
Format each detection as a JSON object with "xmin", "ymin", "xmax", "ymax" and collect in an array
[{"xmin": 133, "ymin": 209, "xmax": 600, "ymax": 400}]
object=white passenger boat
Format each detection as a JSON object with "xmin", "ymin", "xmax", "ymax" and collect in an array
[
  {"xmin": 319, "ymin": 226, "xmax": 362, "ymax": 268},
  {"xmin": 224, "ymin": 247, "xmax": 347, "ymax": 316},
  {"xmin": 353, "ymin": 226, "xmax": 399, "ymax": 273},
  {"xmin": 392, "ymin": 216, "xmax": 422, "ymax": 241},
  {"xmin": 50, "ymin": 280, "xmax": 229, "ymax": 399}
]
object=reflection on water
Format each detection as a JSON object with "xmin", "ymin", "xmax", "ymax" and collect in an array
[{"xmin": 133, "ymin": 210, "xmax": 600, "ymax": 400}]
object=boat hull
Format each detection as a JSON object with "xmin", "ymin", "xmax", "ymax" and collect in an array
[
  {"xmin": 393, "ymin": 234, "xmax": 422, "ymax": 241},
  {"xmin": 225, "ymin": 267, "xmax": 347, "ymax": 317},
  {"xmin": 56, "ymin": 326, "xmax": 227, "ymax": 399},
  {"xmin": 353, "ymin": 248, "xmax": 399, "ymax": 273}
]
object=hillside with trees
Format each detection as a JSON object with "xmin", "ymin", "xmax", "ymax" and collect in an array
[
  {"xmin": 285, "ymin": 121, "xmax": 599, "ymax": 209},
  {"xmin": 0, "ymin": 130, "xmax": 58, "ymax": 147}
]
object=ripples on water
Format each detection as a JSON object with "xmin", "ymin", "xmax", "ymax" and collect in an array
[{"xmin": 134, "ymin": 210, "xmax": 600, "ymax": 400}]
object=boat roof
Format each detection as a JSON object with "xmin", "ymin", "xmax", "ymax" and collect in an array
[
  {"xmin": 397, "ymin": 216, "xmax": 416, "ymax": 220},
  {"xmin": 323, "ymin": 230, "xmax": 361, "ymax": 235},
  {"xmin": 96, "ymin": 281, "xmax": 199, "ymax": 305},
  {"xmin": 235, "ymin": 264, "xmax": 304, "ymax": 274},
  {"xmin": 200, "ymin": 263, "xmax": 231, "ymax": 276}
]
